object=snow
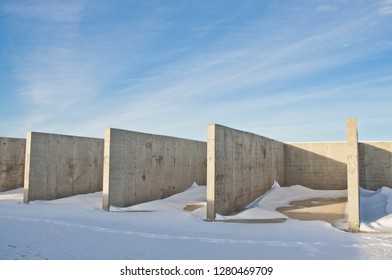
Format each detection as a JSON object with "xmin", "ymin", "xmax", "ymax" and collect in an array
[
  {"xmin": 216, "ymin": 181, "xmax": 347, "ymax": 221},
  {"xmin": 360, "ymin": 187, "xmax": 392, "ymax": 232},
  {"xmin": 1, "ymin": 183, "xmax": 392, "ymax": 260}
]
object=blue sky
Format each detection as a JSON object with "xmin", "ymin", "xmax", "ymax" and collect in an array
[{"xmin": 1, "ymin": 0, "xmax": 392, "ymax": 142}]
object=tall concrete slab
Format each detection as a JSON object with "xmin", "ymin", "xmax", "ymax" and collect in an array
[
  {"xmin": 0, "ymin": 137, "xmax": 26, "ymax": 192},
  {"xmin": 284, "ymin": 142, "xmax": 347, "ymax": 190},
  {"xmin": 359, "ymin": 142, "xmax": 392, "ymax": 189},
  {"xmin": 207, "ymin": 124, "xmax": 285, "ymax": 220},
  {"xmin": 103, "ymin": 128, "xmax": 207, "ymax": 211},
  {"xmin": 24, "ymin": 132, "xmax": 104, "ymax": 203},
  {"xmin": 206, "ymin": 125, "xmax": 217, "ymax": 220},
  {"xmin": 346, "ymin": 118, "xmax": 360, "ymax": 232}
]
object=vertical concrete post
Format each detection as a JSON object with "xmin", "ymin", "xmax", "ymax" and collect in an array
[
  {"xmin": 206, "ymin": 124, "xmax": 216, "ymax": 221},
  {"xmin": 102, "ymin": 128, "xmax": 111, "ymax": 211},
  {"xmin": 346, "ymin": 118, "xmax": 360, "ymax": 232},
  {"xmin": 23, "ymin": 132, "xmax": 32, "ymax": 204}
]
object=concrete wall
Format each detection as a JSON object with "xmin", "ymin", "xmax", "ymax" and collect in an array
[
  {"xmin": 0, "ymin": 137, "xmax": 26, "ymax": 192},
  {"xmin": 103, "ymin": 128, "xmax": 207, "ymax": 210},
  {"xmin": 207, "ymin": 124, "xmax": 285, "ymax": 220},
  {"xmin": 359, "ymin": 142, "xmax": 392, "ymax": 190},
  {"xmin": 24, "ymin": 132, "xmax": 104, "ymax": 203},
  {"xmin": 284, "ymin": 142, "xmax": 347, "ymax": 190},
  {"xmin": 284, "ymin": 141, "xmax": 392, "ymax": 191}
]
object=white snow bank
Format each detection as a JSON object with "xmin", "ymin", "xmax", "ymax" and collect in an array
[
  {"xmin": 360, "ymin": 187, "xmax": 392, "ymax": 232},
  {"xmin": 105, "ymin": 181, "xmax": 392, "ymax": 233},
  {"xmin": 213, "ymin": 182, "xmax": 392, "ymax": 233},
  {"xmin": 3, "ymin": 182, "xmax": 392, "ymax": 233},
  {"xmin": 110, "ymin": 182, "xmax": 206, "ymax": 213},
  {"xmin": 216, "ymin": 181, "xmax": 347, "ymax": 221},
  {"xmin": 0, "ymin": 188, "xmax": 23, "ymax": 201},
  {"xmin": 1, "ymin": 183, "xmax": 392, "ymax": 260}
]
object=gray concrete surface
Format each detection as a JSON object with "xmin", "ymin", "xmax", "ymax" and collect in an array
[
  {"xmin": 207, "ymin": 124, "xmax": 285, "ymax": 220},
  {"xmin": 0, "ymin": 137, "xmax": 26, "ymax": 192},
  {"xmin": 346, "ymin": 118, "xmax": 360, "ymax": 232},
  {"xmin": 24, "ymin": 132, "xmax": 104, "ymax": 203},
  {"xmin": 359, "ymin": 142, "xmax": 392, "ymax": 189},
  {"xmin": 284, "ymin": 142, "xmax": 347, "ymax": 190},
  {"xmin": 103, "ymin": 128, "xmax": 207, "ymax": 211}
]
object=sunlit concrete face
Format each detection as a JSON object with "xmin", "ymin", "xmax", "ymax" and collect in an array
[
  {"xmin": 23, "ymin": 132, "xmax": 104, "ymax": 203},
  {"xmin": 102, "ymin": 128, "xmax": 206, "ymax": 211},
  {"xmin": 346, "ymin": 118, "xmax": 360, "ymax": 232},
  {"xmin": 207, "ymin": 124, "xmax": 285, "ymax": 221},
  {"xmin": 3, "ymin": 118, "xmax": 390, "ymax": 233},
  {"xmin": 207, "ymin": 120, "xmax": 392, "ymax": 232}
]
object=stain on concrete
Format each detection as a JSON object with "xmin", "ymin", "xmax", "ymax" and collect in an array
[
  {"xmin": 216, "ymin": 174, "xmax": 224, "ymax": 185},
  {"xmin": 153, "ymin": 154, "xmax": 164, "ymax": 167}
]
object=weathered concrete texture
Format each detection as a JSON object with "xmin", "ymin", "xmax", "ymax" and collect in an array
[
  {"xmin": 359, "ymin": 142, "xmax": 392, "ymax": 190},
  {"xmin": 103, "ymin": 128, "xmax": 207, "ymax": 210},
  {"xmin": 207, "ymin": 124, "xmax": 285, "ymax": 220},
  {"xmin": 0, "ymin": 137, "xmax": 26, "ymax": 192},
  {"xmin": 284, "ymin": 142, "xmax": 347, "ymax": 190},
  {"xmin": 24, "ymin": 132, "xmax": 104, "ymax": 203},
  {"xmin": 346, "ymin": 118, "xmax": 360, "ymax": 232}
]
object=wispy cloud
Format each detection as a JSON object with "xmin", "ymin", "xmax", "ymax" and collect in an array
[
  {"xmin": 1, "ymin": 0, "xmax": 392, "ymax": 141},
  {"xmin": 16, "ymin": 46, "xmax": 97, "ymax": 105},
  {"xmin": 92, "ymin": 1, "xmax": 391, "ymax": 141},
  {"xmin": 100, "ymin": 7, "xmax": 380, "ymax": 106},
  {"xmin": 378, "ymin": 0, "xmax": 392, "ymax": 16},
  {"xmin": 0, "ymin": 0, "xmax": 84, "ymax": 23},
  {"xmin": 317, "ymin": 5, "xmax": 337, "ymax": 13}
]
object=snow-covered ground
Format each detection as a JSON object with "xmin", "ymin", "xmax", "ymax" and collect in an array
[{"xmin": 1, "ymin": 183, "xmax": 391, "ymax": 260}]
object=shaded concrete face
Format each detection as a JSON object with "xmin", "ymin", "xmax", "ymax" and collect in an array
[
  {"xmin": 103, "ymin": 128, "xmax": 207, "ymax": 210},
  {"xmin": 346, "ymin": 118, "xmax": 360, "ymax": 232},
  {"xmin": 24, "ymin": 132, "xmax": 104, "ymax": 203},
  {"xmin": 359, "ymin": 142, "xmax": 392, "ymax": 189},
  {"xmin": 0, "ymin": 138, "xmax": 26, "ymax": 192},
  {"xmin": 207, "ymin": 124, "xmax": 285, "ymax": 220},
  {"xmin": 284, "ymin": 142, "xmax": 347, "ymax": 190}
]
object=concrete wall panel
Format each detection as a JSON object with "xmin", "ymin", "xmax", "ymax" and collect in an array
[
  {"xmin": 284, "ymin": 142, "xmax": 347, "ymax": 190},
  {"xmin": 0, "ymin": 137, "xmax": 26, "ymax": 192},
  {"xmin": 24, "ymin": 132, "xmax": 104, "ymax": 203},
  {"xmin": 207, "ymin": 124, "xmax": 285, "ymax": 220},
  {"xmin": 359, "ymin": 142, "xmax": 392, "ymax": 189},
  {"xmin": 285, "ymin": 141, "xmax": 392, "ymax": 191},
  {"xmin": 103, "ymin": 128, "xmax": 207, "ymax": 210}
]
